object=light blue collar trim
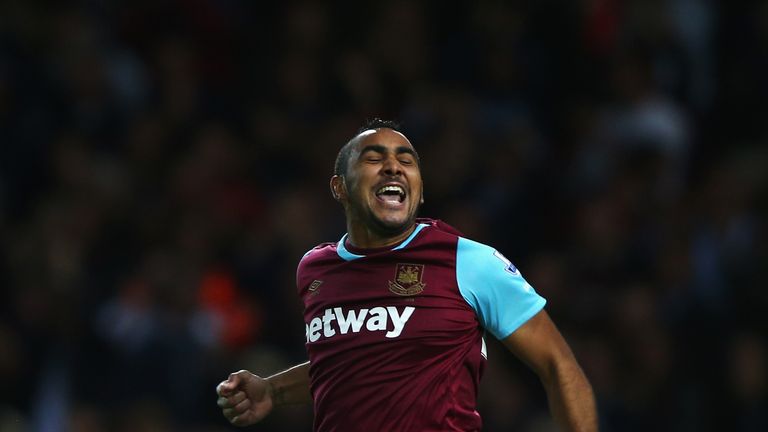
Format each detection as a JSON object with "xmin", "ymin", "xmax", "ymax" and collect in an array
[
  {"xmin": 336, "ymin": 223, "xmax": 428, "ymax": 261},
  {"xmin": 393, "ymin": 223, "xmax": 427, "ymax": 250},
  {"xmin": 336, "ymin": 235, "xmax": 365, "ymax": 261}
]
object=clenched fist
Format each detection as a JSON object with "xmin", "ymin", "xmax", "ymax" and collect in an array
[{"xmin": 216, "ymin": 370, "xmax": 274, "ymax": 427}]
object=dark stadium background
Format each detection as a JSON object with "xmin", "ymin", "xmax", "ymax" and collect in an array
[{"xmin": 1, "ymin": 1, "xmax": 766, "ymax": 431}]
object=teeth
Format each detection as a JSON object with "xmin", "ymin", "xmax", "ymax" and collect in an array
[{"xmin": 376, "ymin": 185, "xmax": 405, "ymax": 195}]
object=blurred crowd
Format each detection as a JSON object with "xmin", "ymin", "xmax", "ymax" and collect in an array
[{"xmin": 1, "ymin": 1, "xmax": 766, "ymax": 431}]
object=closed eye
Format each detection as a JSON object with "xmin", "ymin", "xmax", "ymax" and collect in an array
[{"xmin": 358, "ymin": 144, "xmax": 419, "ymax": 166}]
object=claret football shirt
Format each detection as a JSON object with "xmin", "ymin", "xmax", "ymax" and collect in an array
[{"xmin": 297, "ymin": 219, "xmax": 546, "ymax": 432}]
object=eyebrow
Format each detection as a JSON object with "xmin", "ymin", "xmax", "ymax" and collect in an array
[{"xmin": 359, "ymin": 144, "xmax": 419, "ymax": 160}]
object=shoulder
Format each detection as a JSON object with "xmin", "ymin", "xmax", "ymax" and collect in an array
[
  {"xmin": 298, "ymin": 242, "xmax": 337, "ymax": 267},
  {"xmin": 455, "ymin": 237, "xmax": 519, "ymax": 275},
  {"xmin": 409, "ymin": 218, "xmax": 465, "ymax": 251},
  {"xmin": 296, "ymin": 242, "xmax": 338, "ymax": 283},
  {"xmin": 409, "ymin": 220, "xmax": 511, "ymax": 265},
  {"xmin": 415, "ymin": 218, "xmax": 465, "ymax": 238}
]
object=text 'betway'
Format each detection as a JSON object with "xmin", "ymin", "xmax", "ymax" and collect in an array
[{"xmin": 306, "ymin": 306, "xmax": 415, "ymax": 342}]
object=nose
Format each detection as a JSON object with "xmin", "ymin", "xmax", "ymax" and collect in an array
[{"xmin": 381, "ymin": 155, "xmax": 403, "ymax": 176}]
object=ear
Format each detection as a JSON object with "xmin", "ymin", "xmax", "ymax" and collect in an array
[{"xmin": 330, "ymin": 175, "xmax": 347, "ymax": 201}]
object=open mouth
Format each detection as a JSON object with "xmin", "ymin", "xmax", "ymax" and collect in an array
[{"xmin": 375, "ymin": 184, "xmax": 406, "ymax": 204}]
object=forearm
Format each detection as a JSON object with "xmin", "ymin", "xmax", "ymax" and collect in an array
[
  {"xmin": 501, "ymin": 311, "xmax": 598, "ymax": 430},
  {"xmin": 541, "ymin": 360, "xmax": 598, "ymax": 432},
  {"xmin": 267, "ymin": 361, "xmax": 313, "ymax": 406}
]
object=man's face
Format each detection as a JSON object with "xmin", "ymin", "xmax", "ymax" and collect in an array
[{"xmin": 337, "ymin": 128, "xmax": 423, "ymax": 237}]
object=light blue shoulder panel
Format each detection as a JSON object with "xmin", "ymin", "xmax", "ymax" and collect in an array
[{"xmin": 456, "ymin": 237, "xmax": 546, "ymax": 339}]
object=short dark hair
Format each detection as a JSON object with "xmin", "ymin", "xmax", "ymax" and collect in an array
[{"xmin": 333, "ymin": 118, "xmax": 403, "ymax": 176}]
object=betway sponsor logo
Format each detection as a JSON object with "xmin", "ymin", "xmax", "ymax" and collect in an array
[{"xmin": 305, "ymin": 306, "xmax": 415, "ymax": 342}]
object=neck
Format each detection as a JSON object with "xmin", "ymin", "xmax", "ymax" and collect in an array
[{"xmin": 345, "ymin": 222, "xmax": 417, "ymax": 249}]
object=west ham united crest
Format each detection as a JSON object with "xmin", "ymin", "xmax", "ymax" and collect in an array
[{"xmin": 388, "ymin": 263, "xmax": 426, "ymax": 296}]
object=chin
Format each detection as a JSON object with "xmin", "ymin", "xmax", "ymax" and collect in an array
[{"xmin": 370, "ymin": 214, "xmax": 415, "ymax": 236}]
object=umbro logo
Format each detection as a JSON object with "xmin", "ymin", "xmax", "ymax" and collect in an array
[{"xmin": 308, "ymin": 280, "xmax": 322, "ymax": 297}]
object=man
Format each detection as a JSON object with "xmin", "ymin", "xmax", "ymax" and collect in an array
[{"xmin": 216, "ymin": 119, "xmax": 598, "ymax": 431}]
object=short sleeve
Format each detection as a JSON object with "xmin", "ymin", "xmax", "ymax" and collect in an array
[{"xmin": 456, "ymin": 237, "xmax": 546, "ymax": 339}]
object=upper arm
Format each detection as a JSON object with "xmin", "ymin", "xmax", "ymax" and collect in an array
[
  {"xmin": 501, "ymin": 309, "xmax": 577, "ymax": 378},
  {"xmin": 455, "ymin": 237, "xmax": 546, "ymax": 339}
]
